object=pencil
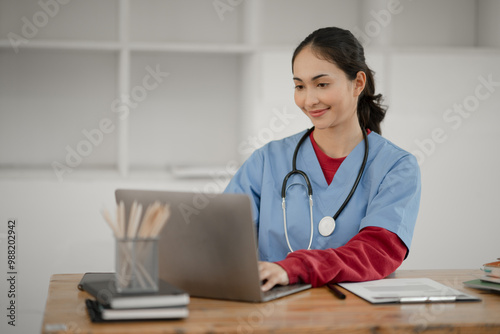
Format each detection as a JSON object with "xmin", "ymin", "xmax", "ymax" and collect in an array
[
  {"xmin": 101, "ymin": 208, "xmax": 119, "ymax": 237},
  {"xmin": 149, "ymin": 204, "xmax": 171, "ymax": 237},
  {"xmin": 139, "ymin": 201, "xmax": 161, "ymax": 237},
  {"xmin": 131, "ymin": 203, "xmax": 143, "ymax": 237},
  {"xmin": 127, "ymin": 201, "xmax": 137, "ymax": 238},
  {"xmin": 118, "ymin": 201, "xmax": 125, "ymax": 238}
]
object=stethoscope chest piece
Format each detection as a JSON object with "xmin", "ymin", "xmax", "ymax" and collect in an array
[{"xmin": 318, "ymin": 216, "xmax": 336, "ymax": 237}]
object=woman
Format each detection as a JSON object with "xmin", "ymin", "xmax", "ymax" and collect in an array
[{"xmin": 224, "ymin": 27, "xmax": 421, "ymax": 292}]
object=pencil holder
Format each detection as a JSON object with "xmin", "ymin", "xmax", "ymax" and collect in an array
[{"xmin": 115, "ymin": 237, "xmax": 159, "ymax": 293}]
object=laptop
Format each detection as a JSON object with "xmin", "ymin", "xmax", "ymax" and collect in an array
[{"xmin": 115, "ymin": 189, "xmax": 311, "ymax": 302}]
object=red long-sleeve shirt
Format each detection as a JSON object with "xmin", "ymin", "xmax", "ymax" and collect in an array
[
  {"xmin": 275, "ymin": 130, "xmax": 408, "ymax": 287},
  {"xmin": 276, "ymin": 226, "xmax": 407, "ymax": 286}
]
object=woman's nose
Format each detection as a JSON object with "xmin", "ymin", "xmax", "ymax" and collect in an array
[{"xmin": 304, "ymin": 89, "xmax": 319, "ymax": 109}]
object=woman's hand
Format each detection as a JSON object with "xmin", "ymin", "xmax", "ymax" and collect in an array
[{"xmin": 258, "ymin": 261, "xmax": 289, "ymax": 291}]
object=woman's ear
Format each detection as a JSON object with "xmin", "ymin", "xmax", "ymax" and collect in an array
[{"xmin": 353, "ymin": 71, "xmax": 366, "ymax": 97}]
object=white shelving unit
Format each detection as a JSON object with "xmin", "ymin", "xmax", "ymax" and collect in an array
[
  {"xmin": 0, "ymin": 0, "xmax": 264, "ymax": 178},
  {"xmin": 1, "ymin": 0, "xmax": 499, "ymax": 179}
]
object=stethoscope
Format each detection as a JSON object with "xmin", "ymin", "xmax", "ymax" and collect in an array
[{"xmin": 281, "ymin": 126, "xmax": 369, "ymax": 253}]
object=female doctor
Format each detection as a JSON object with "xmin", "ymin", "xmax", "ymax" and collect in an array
[{"xmin": 224, "ymin": 27, "xmax": 421, "ymax": 292}]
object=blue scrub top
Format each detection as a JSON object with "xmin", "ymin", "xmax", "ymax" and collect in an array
[{"xmin": 224, "ymin": 130, "xmax": 421, "ymax": 262}]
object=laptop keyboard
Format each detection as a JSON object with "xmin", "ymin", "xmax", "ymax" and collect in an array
[{"xmin": 263, "ymin": 284, "xmax": 311, "ymax": 300}]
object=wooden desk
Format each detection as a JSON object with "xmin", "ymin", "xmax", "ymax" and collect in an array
[{"xmin": 41, "ymin": 270, "xmax": 500, "ymax": 334}]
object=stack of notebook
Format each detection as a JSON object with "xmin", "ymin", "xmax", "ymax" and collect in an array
[
  {"xmin": 463, "ymin": 260, "xmax": 500, "ymax": 293},
  {"xmin": 78, "ymin": 272, "xmax": 189, "ymax": 322}
]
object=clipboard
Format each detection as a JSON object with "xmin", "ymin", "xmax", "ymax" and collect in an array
[{"xmin": 338, "ymin": 278, "xmax": 481, "ymax": 304}]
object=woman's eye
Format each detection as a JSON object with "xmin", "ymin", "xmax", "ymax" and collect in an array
[
  {"xmin": 294, "ymin": 85, "xmax": 304, "ymax": 90},
  {"xmin": 318, "ymin": 83, "xmax": 329, "ymax": 88}
]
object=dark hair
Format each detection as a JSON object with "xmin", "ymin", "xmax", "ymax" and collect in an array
[{"xmin": 292, "ymin": 27, "xmax": 387, "ymax": 134}]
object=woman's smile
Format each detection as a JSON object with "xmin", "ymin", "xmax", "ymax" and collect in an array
[{"xmin": 308, "ymin": 107, "xmax": 330, "ymax": 117}]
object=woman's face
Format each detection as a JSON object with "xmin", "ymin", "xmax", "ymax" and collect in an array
[{"xmin": 292, "ymin": 47, "xmax": 364, "ymax": 132}]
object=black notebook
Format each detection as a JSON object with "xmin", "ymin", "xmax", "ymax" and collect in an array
[
  {"xmin": 78, "ymin": 272, "xmax": 189, "ymax": 309},
  {"xmin": 85, "ymin": 299, "xmax": 188, "ymax": 322}
]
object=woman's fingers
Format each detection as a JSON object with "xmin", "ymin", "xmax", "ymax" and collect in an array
[{"xmin": 258, "ymin": 261, "xmax": 290, "ymax": 292}]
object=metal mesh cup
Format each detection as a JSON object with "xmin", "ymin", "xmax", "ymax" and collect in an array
[{"xmin": 115, "ymin": 237, "xmax": 159, "ymax": 293}]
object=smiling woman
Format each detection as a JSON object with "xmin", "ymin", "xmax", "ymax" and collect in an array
[
  {"xmin": 292, "ymin": 27, "xmax": 386, "ymax": 136},
  {"xmin": 292, "ymin": 48, "xmax": 366, "ymax": 158},
  {"xmin": 224, "ymin": 27, "xmax": 421, "ymax": 292}
]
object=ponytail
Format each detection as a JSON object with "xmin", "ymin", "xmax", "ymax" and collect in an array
[{"xmin": 357, "ymin": 69, "xmax": 387, "ymax": 135}]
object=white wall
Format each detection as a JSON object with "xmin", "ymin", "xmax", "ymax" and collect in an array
[{"xmin": 1, "ymin": 1, "xmax": 500, "ymax": 333}]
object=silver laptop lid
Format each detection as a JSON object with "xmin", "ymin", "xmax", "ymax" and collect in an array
[{"xmin": 115, "ymin": 189, "xmax": 264, "ymax": 302}]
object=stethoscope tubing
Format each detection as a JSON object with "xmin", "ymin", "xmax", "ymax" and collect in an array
[
  {"xmin": 333, "ymin": 127, "xmax": 369, "ymax": 220},
  {"xmin": 281, "ymin": 126, "xmax": 369, "ymax": 252}
]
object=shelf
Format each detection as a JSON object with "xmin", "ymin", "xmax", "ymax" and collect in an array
[
  {"xmin": 129, "ymin": 42, "xmax": 253, "ymax": 54},
  {"xmin": 377, "ymin": 45, "xmax": 500, "ymax": 55},
  {"xmin": 0, "ymin": 39, "xmax": 121, "ymax": 51},
  {"xmin": 0, "ymin": 39, "xmax": 253, "ymax": 54},
  {"xmin": 0, "ymin": 40, "xmax": 280, "ymax": 55},
  {"xmin": 0, "ymin": 166, "xmax": 236, "ymax": 184},
  {"xmin": 2, "ymin": 38, "xmax": 498, "ymax": 55}
]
